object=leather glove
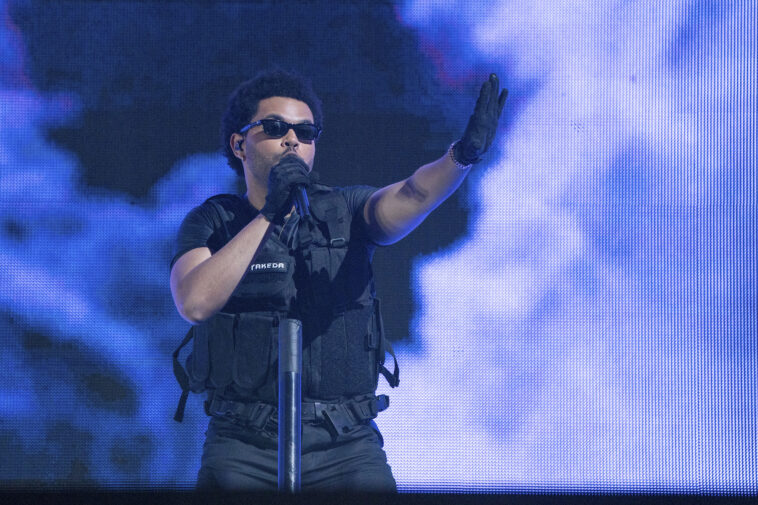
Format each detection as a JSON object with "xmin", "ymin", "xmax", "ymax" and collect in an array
[
  {"xmin": 259, "ymin": 155, "xmax": 311, "ymax": 224},
  {"xmin": 454, "ymin": 73, "xmax": 508, "ymax": 166}
]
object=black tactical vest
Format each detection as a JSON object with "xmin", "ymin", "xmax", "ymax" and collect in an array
[{"xmin": 172, "ymin": 184, "xmax": 399, "ymax": 422}]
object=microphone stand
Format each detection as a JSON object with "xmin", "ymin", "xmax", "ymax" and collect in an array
[
  {"xmin": 278, "ymin": 185, "xmax": 309, "ymax": 493},
  {"xmin": 278, "ymin": 318, "xmax": 302, "ymax": 493}
]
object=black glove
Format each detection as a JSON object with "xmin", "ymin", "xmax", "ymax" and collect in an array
[
  {"xmin": 259, "ymin": 155, "xmax": 311, "ymax": 224},
  {"xmin": 454, "ymin": 73, "xmax": 508, "ymax": 166}
]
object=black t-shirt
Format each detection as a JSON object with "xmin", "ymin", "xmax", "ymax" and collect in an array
[{"xmin": 170, "ymin": 185, "xmax": 379, "ymax": 271}]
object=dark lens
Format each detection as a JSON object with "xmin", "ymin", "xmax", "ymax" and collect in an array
[
  {"xmin": 261, "ymin": 119, "xmax": 289, "ymax": 138},
  {"xmin": 259, "ymin": 119, "xmax": 320, "ymax": 141},
  {"xmin": 293, "ymin": 124, "xmax": 320, "ymax": 141}
]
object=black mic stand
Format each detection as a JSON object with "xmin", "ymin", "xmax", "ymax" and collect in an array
[
  {"xmin": 278, "ymin": 317, "xmax": 302, "ymax": 492},
  {"xmin": 278, "ymin": 185, "xmax": 309, "ymax": 493}
]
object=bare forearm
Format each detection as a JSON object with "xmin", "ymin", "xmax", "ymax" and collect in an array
[
  {"xmin": 366, "ymin": 74, "xmax": 508, "ymax": 245},
  {"xmin": 172, "ymin": 214, "xmax": 272, "ymax": 323},
  {"xmin": 366, "ymin": 153, "xmax": 469, "ymax": 245}
]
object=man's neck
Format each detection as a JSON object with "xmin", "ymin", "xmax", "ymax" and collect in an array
[{"xmin": 245, "ymin": 184, "xmax": 267, "ymax": 212}]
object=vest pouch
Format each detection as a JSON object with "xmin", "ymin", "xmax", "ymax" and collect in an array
[
  {"xmin": 307, "ymin": 193, "xmax": 351, "ymax": 308},
  {"xmin": 185, "ymin": 312, "xmax": 236, "ymax": 391},
  {"xmin": 234, "ymin": 251, "xmax": 294, "ymax": 307},
  {"xmin": 308, "ymin": 190, "xmax": 350, "ymax": 247},
  {"xmin": 232, "ymin": 312, "xmax": 275, "ymax": 389},
  {"xmin": 301, "ymin": 245, "xmax": 373, "ymax": 310},
  {"xmin": 306, "ymin": 246, "xmax": 343, "ymax": 307},
  {"xmin": 185, "ymin": 326, "xmax": 208, "ymax": 393},
  {"xmin": 319, "ymin": 303, "xmax": 378, "ymax": 396}
]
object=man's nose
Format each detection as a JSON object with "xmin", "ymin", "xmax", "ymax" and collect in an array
[{"xmin": 281, "ymin": 127, "xmax": 299, "ymax": 147}]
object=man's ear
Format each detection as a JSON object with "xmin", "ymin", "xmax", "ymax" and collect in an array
[{"xmin": 230, "ymin": 133, "xmax": 245, "ymax": 160}]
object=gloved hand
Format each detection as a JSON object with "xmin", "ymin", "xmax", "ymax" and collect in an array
[
  {"xmin": 259, "ymin": 155, "xmax": 311, "ymax": 224},
  {"xmin": 454, "ymin": 73, "xmax": 508, "ymax": 166}
]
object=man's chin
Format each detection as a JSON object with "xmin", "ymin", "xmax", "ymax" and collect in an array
[
  {"xmin": 279, "ymin": 153, "xmax": 312, "ymax": 172},
  {"xmin": 281, "ymin": 152, "xmax": 301, "ymax": 162}
]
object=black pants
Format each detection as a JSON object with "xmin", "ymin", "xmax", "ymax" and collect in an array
[{"xmin": 196, "ymin": 415, "xmax": 397, "ymax": 492}]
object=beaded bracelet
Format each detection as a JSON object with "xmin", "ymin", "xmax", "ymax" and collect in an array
[{"xmin": 448, "ymin": 141, "xmax": 473, "ymax": 170}]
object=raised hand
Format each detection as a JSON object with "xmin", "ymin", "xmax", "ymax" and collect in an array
[{"xmin": 454, "ymin": 73, "xmax": 508, "ymax": 166}]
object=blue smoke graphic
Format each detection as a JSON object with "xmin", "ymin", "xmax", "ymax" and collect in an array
[
  {"xmin": 372, "ymin": 0, "xmax": 756, "ymax": 493},
  {"xmin": 0, "ymin": 0, "xmax": 238, "ymax": 485},
  {"xmin": 1, "ymin": 0, "xmax": 756, "ymax": 492}
]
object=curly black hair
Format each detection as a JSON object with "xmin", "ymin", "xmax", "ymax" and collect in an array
[{"xmin": 220, "ymin": 68, "xmax": 323, "ymax": 176}]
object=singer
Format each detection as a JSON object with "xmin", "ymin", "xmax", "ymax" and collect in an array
[{"xmin": 169, "ymin": 69, "xmax": 507, "ymax": 491}]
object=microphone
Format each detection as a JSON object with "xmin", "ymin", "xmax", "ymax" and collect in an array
[
  {"xmin": 280, "ymin": 153, "xmax": 311, "ymax": 217},
  {"xmin": 293, "ymin": 186, "xmax": 310, "ymax": 217}
]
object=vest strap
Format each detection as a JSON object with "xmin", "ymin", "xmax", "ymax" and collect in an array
[
  {"xmin": 371, "ymin": 298, "xmax": 399, "ymax": 388},
  {"xmin": 172, "ymin": 326, "xmax": 196, "ymax": 422},
  {"xmin": 379, "ymin": 339, "xmax": 400, "ymax": 388},
  {"xmin": 296, "ymin": 215, "xmax": 314, "ymax": 250},
  {"xmin": 309, "ymin": 190, "xmax": 347, "ymax": 245}
]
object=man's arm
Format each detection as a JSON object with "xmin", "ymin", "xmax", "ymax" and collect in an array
[
  {"xmin": 170, "ymin": 156, "xmax": 311, "ymax": 324},
  {"xmin": 170, "ymin": 214, "xmax": 272, "ymax": 324},
  {"xmin": 363, "ymin": 153, "xmax": 467, "ymax": 245},
  {"xmin": 363, "ymin": 74, "xmax": 508, "ymax": 246}
]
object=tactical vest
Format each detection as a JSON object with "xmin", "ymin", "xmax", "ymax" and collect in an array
[{"xmin": 173, "ymin": 184, "xmax": 399, "ymax": 422}]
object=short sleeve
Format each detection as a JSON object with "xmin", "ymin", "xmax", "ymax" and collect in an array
[
  {"xmin": 169, "ymin": 204, "xmax": 217, "ymax": 270},
  {"xmin": 336, "ymin": 184, "xmax": 381, "ymax": 248},
  {"xmin": 339, "ymin": 185, "xmax": 378, "ymax": 218}
]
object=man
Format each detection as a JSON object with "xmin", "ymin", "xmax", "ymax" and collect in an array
[{"xmin": 170, "ymin": 69, "xmax": 507, "ymax": 491}]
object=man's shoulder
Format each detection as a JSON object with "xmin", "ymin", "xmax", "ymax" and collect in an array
[
  {"xmin": 311, "ymin": 182, "xmax": 377, "ymax": 200},
  {"xmin": 182, "ymin": 193, "xmax": 253, "ymax": 229},
  {"xmin": 197, "ymin": 193, "xmax": 252, "ymax": 215},
  {"xmin": 202, "ymin": 193, "xmax": 246, "ymax": 208},
  {"xmin": 307, "ymin": 183, "xmax": 378, "ymax": 231},
  {"xmin": 308, "ymin": 182, "xmax": 350, "ymax": 205},
  {"xmin": 309, "ymin": 181, "xmax": 339, "ymax": 194}
]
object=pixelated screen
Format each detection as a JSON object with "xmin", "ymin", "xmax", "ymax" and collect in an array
[{"xmin": 1, "ymin": 0, "xmax": 755, "ymax": 493}]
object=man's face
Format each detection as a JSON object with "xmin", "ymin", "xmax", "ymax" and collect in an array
[{"xmin": 233, "ymin": 96, "xmax": 316, "ymax": 189}]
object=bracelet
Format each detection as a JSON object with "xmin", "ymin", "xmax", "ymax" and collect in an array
[{"xmin": 448, "ymin": 141, "xmax": 473, "ymax": 170}]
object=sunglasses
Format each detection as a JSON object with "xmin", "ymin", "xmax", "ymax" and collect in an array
[{"xmin": 240, "ymin": 119, "xmax": 322, "ymax": 142}]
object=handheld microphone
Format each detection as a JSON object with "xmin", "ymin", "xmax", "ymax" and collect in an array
[
  {"xmin": 293, "ymin": 186, "xmax": 310, "ymax": 217},
  {"xmin": 280, "ymin": 153, "xmax": 311, "ymax": 217}
]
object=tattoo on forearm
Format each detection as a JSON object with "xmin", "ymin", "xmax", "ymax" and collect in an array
[{"xmin": 398, "ymin": 178, "xmax": 429, "ymax": 203}]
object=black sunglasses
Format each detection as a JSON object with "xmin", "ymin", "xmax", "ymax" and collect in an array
[{"xmin": 240, "ymin": 119, "xmax": 322, "ymax": 142}]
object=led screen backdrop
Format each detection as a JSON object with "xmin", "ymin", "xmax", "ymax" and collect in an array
[{"xmin": 1, "ymin": 0, "xmax": 755, "ymax": 493}]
